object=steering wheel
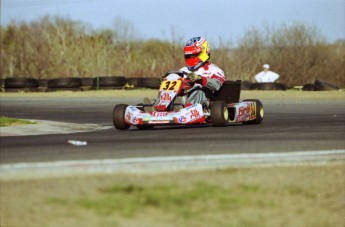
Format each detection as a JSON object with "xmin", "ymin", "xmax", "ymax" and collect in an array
[{"xmin": 162, "ymin": 71, "xmax": 187, "ymax": 79}]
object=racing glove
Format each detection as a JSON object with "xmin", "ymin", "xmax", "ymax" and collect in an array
[{"xmin": 187, "ymin": 72, "xmax": 201, "ymax": 82}]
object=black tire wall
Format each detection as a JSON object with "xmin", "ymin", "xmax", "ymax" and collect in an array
[
  {"xmin": 93, "ymin": 76, "xmax": 127, "ymax": 89},
  {"xmin": 5, "ymin": 77, "xmax": 39, "ymax": 88},
  {"xmin": 48, "ymin": 78, "xmax": 82, "ymax": 88},
  {"xmin": 250, "ymin": 82, "xmax": 286, "ymax": 91}
]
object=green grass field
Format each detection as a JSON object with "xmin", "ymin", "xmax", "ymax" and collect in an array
[{"xmin": 1, "ymin": 164, "xmax": 344, "ymax": 227}]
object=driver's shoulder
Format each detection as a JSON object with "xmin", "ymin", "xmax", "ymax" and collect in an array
[
  {"xmin": 207, "ymin": 63, "xmax": 225, "ymax": 77},
  {"xmin": 208, "ymin": 63, "xmax": 222, "ymax": 70}
]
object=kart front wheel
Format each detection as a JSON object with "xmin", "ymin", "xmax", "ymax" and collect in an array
[
  {"xmin": 211, "ymin": 101, "xmax": 229, "ymax": 127},
  {"xmin": 113, "ymin": 104, "xmax": 130, "ymax": 130}
]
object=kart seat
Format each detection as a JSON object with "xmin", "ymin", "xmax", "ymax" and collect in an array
[{"xmin": 212, "ymin": 80, "xmax": 241, "ymax": 104}]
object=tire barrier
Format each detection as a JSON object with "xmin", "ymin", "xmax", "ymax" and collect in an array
[
  {"xmin": 0, "ymin": 79, "xmax": 5, "ymax": 92},
  {"xmin": 81, "ymin": 77, "xmax": 94, "ymax": 91},
  {"xmin": 139, "ymin": 77, "xmax": 161, "ymax": 89},
  {"xmin": 93, "ymin": 76, "xmax": 127, "ymax": 90},
  {"xmin": 81, "ymin": 77, "xmax": 94, "ymax": 87},
  {"xmin": 38, "ymin": 79, "xmax": 48, "ymax": 88},
  {"xmin": 241, "ymin": 81, "xmax": 252, "ymax": 90},
  {"xmin": 4, "ymin": 77, "xmax": 39, "ymax": 92},
  {"xmin": 250, "ymin": 82, "xmax": 286, "ymax": 91},
  {"xmin": 314, "ymin": 79, "xmax": 340, "ymax": 91},
  {"xmin": 126, "ymin": 77, "xmax": 141, "ymax": 87},
  {"xmin": 126, "ymin": 77, "xmax": 161, "ymax": 89},
  {"xmin": 5, "ymin": 77, "xmax": 39, "ymax": 88},
  {"xmin": 1, "ymin": 76, "xmax": 342, "ymax": 92},
  {"xmin": 47, "ymin": 78, "xmax": 82, "ymax": 91},
  {"xmin": 302, "ymin": 79, "xmax": 340, "ymax": 91},
  {"xmin": 302, "ymin": 83, "xmax": 315, "ymax": 91}
]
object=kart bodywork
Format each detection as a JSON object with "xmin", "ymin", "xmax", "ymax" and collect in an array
[{"xmin": 113, "ymin": 71, "xmax": 264, "ymax": 130}]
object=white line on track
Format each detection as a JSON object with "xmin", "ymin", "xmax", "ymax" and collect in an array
[{"xmin": 1, "ymin": 149, "xmax": 344, "ymax": 179}]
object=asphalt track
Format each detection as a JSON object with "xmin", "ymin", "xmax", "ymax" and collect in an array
[{"xmin": 1, "ymin": 92, "xmax": 344, "ymax": 165}]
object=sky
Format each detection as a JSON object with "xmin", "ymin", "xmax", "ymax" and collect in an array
[{"xmin": 1, "ymin": 0, "xmax": 344, "ymax": 44}]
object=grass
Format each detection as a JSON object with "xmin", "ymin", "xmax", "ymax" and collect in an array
[
  {"xmin": 1, "ymin": 163, "xmax": 344, "ymax": 227},
  {"xmin": 0, "ymin": 116, "xmax": 35, "ymax": 127}
]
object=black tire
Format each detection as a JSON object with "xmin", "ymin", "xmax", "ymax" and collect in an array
[
  {"xmin": 81, "ymin": 77, "xmax": 94, "ymax": 87},
  {"xmin": 250, "ymin": 82, "xmax": 286, "ymax": 91},
  {"xmin": 113, "ymin": 104, "xmax": 130, "ymax": 130},
  {"xmin": 5, "ymin": 77, "xmax": 39, "ymax": 88},
  {"xmin": 38, "ymin": 79, "xmax": 48, "ymax": 88},
  {"xmin": 93, "ymin": 76, "xmax": 127, "ymax": 88},
  {"xmin": 242, "ymin": 99, "xmax": 264, "ymax": 125},
  {"xmin": 314, "ymin": 79, "xmax": 339, "ymax": 91},
  {"xmin": 126, "ymin": 77, "xmax": 141, "ymax": 87},
  {"xmin": 302, "ymin": 83, "xmax": 315, "ymax": 91},
  {"xmin": 139, "ymin": 77, "xmax": 161, "ymax": 89},
  {"xmin": 0, "ymin": 79, "xmax": 4, "ymax": 92},
  {"xmin": 135, "ymin": 103, "xmax": 154, "ymax": 129},
  {"xmin": 241, "ymin": 81, "xmax": 252, "ymax": 90},
  {"xmin": 47, "ymin": 78, "xmax": 82, "ymax": 88},
  {"xmin": 211, "ymin": 101, "xmax": 229, "ymax": 127}
]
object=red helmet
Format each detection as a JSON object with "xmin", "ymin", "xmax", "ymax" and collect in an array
[{"xmin": 184, "ymin": 37, "xmax": 210, "ymax": 71}]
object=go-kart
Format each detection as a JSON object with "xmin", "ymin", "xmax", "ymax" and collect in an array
[{"xmin": 113, "ymin": 71, "xmax": 264, "ymax": 130}]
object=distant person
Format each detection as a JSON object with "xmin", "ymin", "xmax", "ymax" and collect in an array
[{"xmin": 255, "ymin": 64, "xmax": 280, "ymax": 83}]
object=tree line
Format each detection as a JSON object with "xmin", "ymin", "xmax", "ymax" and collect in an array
[{"xmin": 1, "ymin": 16, "xmax": 344, "ymax": 87}]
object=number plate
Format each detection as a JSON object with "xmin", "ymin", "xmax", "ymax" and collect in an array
[{"xmin": 159, "ymin": 80, "xmax": 182, "ymax": 92}]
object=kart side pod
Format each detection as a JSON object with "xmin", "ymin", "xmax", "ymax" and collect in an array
[{"xmin": 227, "ymin": 99, "xmax": 264, "ymax": 124}]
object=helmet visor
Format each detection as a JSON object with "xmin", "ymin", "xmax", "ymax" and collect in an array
[
  {"xmin": 184, "ymin": 45, "xmax": 202, "ymax": 69},
  {"xmin": 184, "ymin": 53, "xmax": 199, "ymax": 59},
  {"xmin": 185, "ymin": 56, "xmax": 200, "ymax": 68}
]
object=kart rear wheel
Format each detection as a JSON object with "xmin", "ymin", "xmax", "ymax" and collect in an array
[
  {"xmin": 113, "ymin": 104, "xmax": 130, "ymax": 130},
  {"xmin": 242, "ymin": 99, "xmax": 264, "ymax": 125},
  {"xmin": 211, "ymin": 101, "xmax": 229, "ymax": 127}
]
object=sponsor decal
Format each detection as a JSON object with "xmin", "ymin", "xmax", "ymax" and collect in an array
[
  {"xmin": 152, "ymin": 116, "xmax": 173, "ymax": 121},
  {"xmin": 185, "ymin": 104, "xmax": 198, "ymax": 110},
  {"xmin": 150, "ymin": 112, "xmax": 173, "ymax": 121},
  {"xmin": 132, "ymin": 117, "xmax": 139, "ymax": 124},
  {"xmin": 190, "ymin": 109, "xmax": 200, "ymax": 119},
  {"xmin": 236, "ymin": 104, "xmax": 252, "ymax": 122},
  {"xmin": 238, "ymin": 104, "xmax": 251, "ymax": 117},
  {"xmin": 250, "ymin": 103, "xmax": 256, "ymax": 118},
  {"xmin": 160, "ymin": 92, "xmax": 172, "ymax": 101},
  {"xmin": 179, "ymin": 116, "xmax": 187, "ymax": 123},
  {"xmin": 142, "ymin": 114, "xmax": 151, "ymax": 121},
  {"xmin": 125, "ymin": 111, "xmax": 133, "ymax": 121},
  {"xmin": 151, "ymin": 112, "xmax": 169, "ymax": 117},
  {"xmin": 148, "ymin": 120, "xmax": 170, "ymax": 124}
]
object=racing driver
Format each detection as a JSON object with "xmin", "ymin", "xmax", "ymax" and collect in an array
[
  {"xmin": 147, "ymin": 36, "xmax": 226, "ymax": 111},
  {"xmin": 181, "ymin": 36, "xmax": 226, "ymax": 108}
]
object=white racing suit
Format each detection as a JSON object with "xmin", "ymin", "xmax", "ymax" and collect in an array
[{"xmin": 180, "ymin": 62, "xmax": 226, "ymax": 106}]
